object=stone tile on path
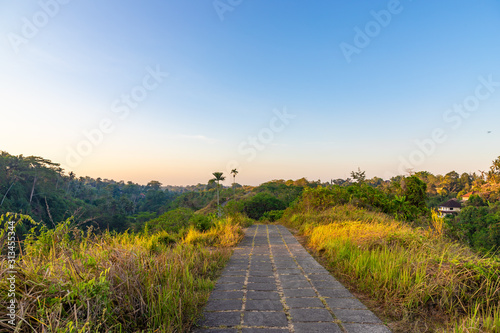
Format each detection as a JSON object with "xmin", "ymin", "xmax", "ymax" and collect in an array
[
  {"xmin": 217, "ymin": 275, "xmax": 246, "ymax": 284},
  {"xmin": 204, "ymin": 299, "xmax": 242, "ymax": 311},
  {"xmin": 247, "ymin": 276, "xmax": 275, "ymax": 283},
  {"xmin": 289, "ymin": 308, "xmax": 335, "ymax": 322},
  {"xmin": 343, "ymin": 323, "xmax": 393, "ymax": 333},
  {"xmin": 332, "ymin": 309, "xmax": 383, "ymax": 324},
  {"xmin": 247, "ymin": 282, "xmax": 277, "ymax": 291},
  {"xmin": 311, "ymin": 279, "xmax": 346, "ymax": 289},
  {"xmin": 285, "ymin": 297, "xmax": 325, "ymax": 309},
  {"xmin": 243, "ymin": 311, "xmax": 288, "ymax": 327},
  {"xmin": 198, "ymin": 311, "xmax": 241, "ymax": 327},
  {"xmin": 245, "ymin": 299, "xmax": 284, "ymax": 311},
  {"xmin": 316, "ymin": 288, "xmax": 354, "ymax": 298},
  {"xmin": 293, "ymin": 322, "xmax": 342, "ymax": 333},
  {"xmin": 246, "ymin": 291, "xmax": 280, "ymax": 300},
  {"xmin": 282, "ymin": 288, "xmax": 317, "ymax": 298},
  {"xmin": 194, "ymin": 329, "xmax": 238, "ymax": 333},
  {"xmin": 212, "ymin": 282, "xmax": 244, "ymax": 291},
  {"xmin": 208, "ymin": 290, "xmax": 244, "ymax": 300},
  {"xmin": 278, "ymin": 274, "xmax": 308, "ymax": 282},
  {"xmin": 280, "ymin": 279, "xmax": 312, "ymax": 289},
  {"xmin": 194, "ymin": 224, "xmax": 391, "ymax": 332},
  {"xmin": 241, "ymin": 329, "xmax": 289, "ymax": 333},
  {"xmin": 325, "ymin": 297, "xmax": 368, "ymax": 310}
]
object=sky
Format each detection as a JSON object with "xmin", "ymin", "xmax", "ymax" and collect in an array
[{"xmin": 1, "ymin": 0, "xmax": 499, "ymax": 186}]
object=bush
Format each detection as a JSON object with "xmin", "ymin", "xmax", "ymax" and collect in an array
[
  {"xmin": 447, "ymin": 206, "xmax": 500, "ymax": 252},
  {"xmin": 145, "ymin": 207, "xmax": 194, "ymax": 233},
  {"xmin": 222, "ymin": 200, "xmax": 245, "ymax": 216},
  {"xmin": 189, "ymin": 214, "xmax": 213, "ymax": 231},
  {"xmin": 243, "ymin": 193, "xmax": 286, "ymax": 220},
  {"xmin": 284, "ymin": 183, "xmax": 430, "ymax": 223},
  {"xmin": 259, "ymin": 210, "xmax": 284, "ymax": 222},
  {"xmin": 466, "ymin": 194, "xmax": 488, "ymax": 207}
]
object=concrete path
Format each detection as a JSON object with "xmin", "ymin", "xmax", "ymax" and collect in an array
[{"xmin": 195, "ymin": 224, "xmax": 391, "ymax": 333}]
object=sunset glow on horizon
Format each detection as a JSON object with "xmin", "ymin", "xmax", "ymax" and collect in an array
[{"xmin": 1, "ymin": 0, "xmax": 499, "ymax": 186}]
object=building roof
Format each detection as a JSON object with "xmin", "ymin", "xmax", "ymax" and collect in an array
[
  {"xmin": 440, "ymin": 198, "xmax": 462, "ymax": 208},
  {"xmin": 461, "ymin": 191, "xmax": 477, "ymax": 198}
]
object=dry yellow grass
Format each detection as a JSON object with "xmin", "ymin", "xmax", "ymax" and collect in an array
[
  {"xmin": 281, "ymin": 204, "xmax": 500, "ymax": 332},
  {"xmin": 0, "ymin": 213, "xmax": 245, "ymax": 332}
]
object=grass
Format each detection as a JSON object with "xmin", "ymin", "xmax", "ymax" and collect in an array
[
  {"xmin": 281, "ymin": 204, "xmax": 500, "ymax": 332},
  {"xmin": 0, "ymin": 213, "xmax": 248, "ymax": 332}
]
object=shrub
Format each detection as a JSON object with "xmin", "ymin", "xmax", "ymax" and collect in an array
[
  {"xmin": 189, "ymin": 214, "xmax": 213, "ymax": 232},
  {"xmin": 260, "ymin": 209, "xmax": 284, "ymax": 222},
  {"xmin": 243, "ymin": 193, "xmax": 286, "ymax": 220},
  {"xmin": 145, "ymin": 207, "xmax": 194, "ymax": 233}
]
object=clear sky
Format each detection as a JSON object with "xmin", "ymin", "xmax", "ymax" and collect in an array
[{"xmin": 1, "ymin": 0, "xmax": 499, "ymax": 186}]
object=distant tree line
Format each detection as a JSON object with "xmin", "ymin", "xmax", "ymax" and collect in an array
[
  {"xmin": 2, "ymin": 149, "xmax": 499, "ymax": 254},
  {"xmin": 0, "ymin": 151, "xmax": 177, "ymax": 232}
]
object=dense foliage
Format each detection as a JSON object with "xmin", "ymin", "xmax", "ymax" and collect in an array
[
  {"xmin": 291, "ymin": 176, "xmax": 429, "ymax": 222},
  {"xmin": 242, "ymin": 192, "xmax": 286, "ymax": 220},
  {"xmin": 446, "ymin": 201, "xmax": 500, "ymax": 252},
  {"xmin": 0, "ymin": 151, "xmax": 177, "ymax": 232}
]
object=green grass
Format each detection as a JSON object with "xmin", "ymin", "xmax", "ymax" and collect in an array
[
  {"xmin": 0, "ymin": 213, "xmax": 247, "ymax": 332},
  {"xmin": 281, "ymin": 204, "xmax": 500, "ymax": 332}
]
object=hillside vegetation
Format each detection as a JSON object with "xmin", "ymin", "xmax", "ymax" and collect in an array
[
  {"xmin": 280, "ymin": 187, "xmax": 500, "ymax": 332},
  {"xmin": 0, "ymin": 213, "xmax": 249, "ymax": 332}
]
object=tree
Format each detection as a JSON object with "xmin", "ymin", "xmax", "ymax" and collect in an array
[
  {"xmin": 206, "ymin": 179, "xmax": 217, "ymax": 190},
  {"xmin": 466, "ymin": 194, "xmax": 487, "ymax": 207},
  {"xmin": 331, "ymin": 178, "xmax": 352, "ymax": 187},
  {"xmin": 230, "ymin": 168, "xmax": 238, "ymax": 197},
  {"xmin": 488, "ymin": 156, "xmax": 500, "ymax": 184},
  {"xmin": 366, "ymin": 177, "xmax": 384, "ymax": 187},
  {"xmin": 212, "ymin": 172, "xmax": 225, "ymax": 217},
  {"xmin": 146, "ymin": 180, "xmax": 162, "ymax": 191},
  {"xmin": 351, "ymin": 167, "xmax": 366, "ymax": 184},
  {"xmin": 66, "ymin": 171, "xmax": 75, "ymax": 195},
  {"xmin": 473, "ymin": 171, "xmax": 487, "ymax": 190},
  {"xmin": 443, "ymin": 171, "xmax": 460, "ymax": 193},
  {"xmin": 402, "ymin": 175, "xmax": 429, "ymax": 219}
]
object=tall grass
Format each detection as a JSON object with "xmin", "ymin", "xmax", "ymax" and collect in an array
[
  {"xmin": 183, "ymin": 215, "xmax": 246, "ymax": 247},
  {"xmin": 281, "ymin": 204, "xmax": 500, "ymax": 332},
  {"xmin": 0, "ymin": 213, "xmax": 246, "ymax": 332}
]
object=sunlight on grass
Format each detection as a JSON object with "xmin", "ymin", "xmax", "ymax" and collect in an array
[
  {"xmin": 0, "ymin": 213, "xmax": 246, "ymax": 332},
  {"xmin": 282, "ymin": 204, "xmax": 500, "ymax": 332}
]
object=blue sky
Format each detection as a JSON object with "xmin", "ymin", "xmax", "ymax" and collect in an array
[{"xmin": 1, "ymin": 0, "xmax": 499, "ymax": 186}]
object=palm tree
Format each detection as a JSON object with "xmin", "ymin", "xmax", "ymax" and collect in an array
[
  {"xmin": 230, "ymin": 168, "xmax": 238, "ymax": 198},
  {"xmin": 212, "ymin": 172, "xmax": 225, "ymax": 217}
]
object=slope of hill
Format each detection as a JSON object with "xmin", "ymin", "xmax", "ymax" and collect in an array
[{"xmin": 279, "ymin": 187, "xmax": 500, "ymax": 332}]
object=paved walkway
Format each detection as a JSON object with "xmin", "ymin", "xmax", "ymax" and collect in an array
[{"xmin": 195, "ymin": 224, "xmax": 391, "ymax": 333}]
